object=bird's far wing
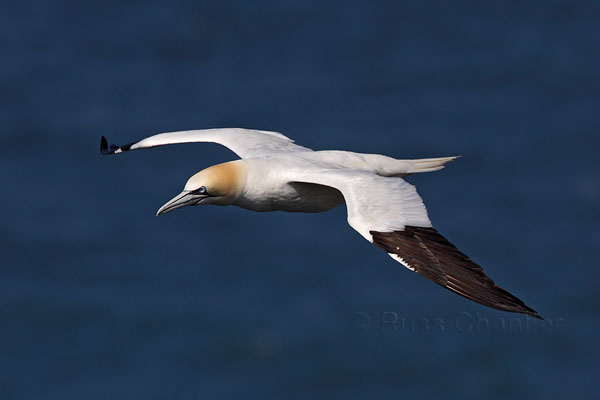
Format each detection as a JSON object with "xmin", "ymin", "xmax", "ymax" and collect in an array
[
  {"xmin": 100, "ymin": 128, "xmax": 313, "ymax": 159},
  {"xmin": 288, "ymin": 168, "xmax": 540, "ymax": 318}
]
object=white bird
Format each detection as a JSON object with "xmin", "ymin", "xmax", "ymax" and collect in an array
[{"xmin": 101, "ymin": 128, "xmax": 540, "ymax": 318}]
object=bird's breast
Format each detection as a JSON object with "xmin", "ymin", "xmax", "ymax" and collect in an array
[{"xmin": 236, "ymin": 181, "xmax": 344, "ymax": 213}]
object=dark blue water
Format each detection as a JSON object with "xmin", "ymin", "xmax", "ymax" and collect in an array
[{"xmin": 2, "ymin": 1, "xmax": 599, "ymax": 398}]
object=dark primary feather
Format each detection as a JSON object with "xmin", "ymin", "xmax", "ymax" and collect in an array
[
  {"xmin": 370, "ymin": 227, "xmax": 541, "ymax": 319},
  {"xmin": 100, "ymin": 136, "xmax": 134, "ymax": 155}
]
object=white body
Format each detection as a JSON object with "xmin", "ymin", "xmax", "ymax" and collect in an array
[
  {"xmin": 237, "ymin": 151, "xmax": 450, "ymax": 214},
  {"xmin": 101, "ymin": 128, "xmax": 540, "ymax": 318}
]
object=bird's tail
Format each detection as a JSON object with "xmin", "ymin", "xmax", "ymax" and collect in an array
[
  {"xmin": 377, "ymin": 156, "xmax": 460, "ymax": 177},
  {"xmin": 405, "ymin": 156, "xmax": 461, "ymax": 174},
  {"xmin": 320, "ymin": 151, "xmax": 460, "ymax": 178}
]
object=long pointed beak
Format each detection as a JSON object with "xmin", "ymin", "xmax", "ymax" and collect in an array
[{"xmin": 156, "ymin": 191, "xmax": 197, "ymax": 216}]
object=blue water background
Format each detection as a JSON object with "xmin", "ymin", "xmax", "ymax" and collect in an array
[{"xmin": 1, "ymin": 1, "xmax": 599, "ymax": 398}]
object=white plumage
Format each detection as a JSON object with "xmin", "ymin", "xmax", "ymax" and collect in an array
[{"xmin": 101, "ymin": 128, "xmax": 540, "ymax": 318}]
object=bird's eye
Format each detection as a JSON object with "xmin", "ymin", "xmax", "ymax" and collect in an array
[{"xmin": 198, "ymin": 186, "xmax": 207, "ymax": 194}]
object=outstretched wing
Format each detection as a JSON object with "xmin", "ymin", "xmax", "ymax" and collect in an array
[
  {"xmin": 100, "ymin": 128, "xmax": 313, "ymax": 159},
  {"xmin": 288, "ymin": 168, "xmax": 540, "ymax": 318}
]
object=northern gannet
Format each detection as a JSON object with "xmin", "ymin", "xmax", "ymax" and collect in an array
[{"xmin": 100, "ymin": 128, "xmax": 540, "ymax": 318}]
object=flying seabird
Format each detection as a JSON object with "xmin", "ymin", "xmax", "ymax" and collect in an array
[{"xmin": 100, "ymin": 128, "xmax": 541, "ymax": 318}]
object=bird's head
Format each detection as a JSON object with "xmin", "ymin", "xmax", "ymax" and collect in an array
[{"xmin": 156, "ymin": 161, "xmax": 246, "ymax": 215}]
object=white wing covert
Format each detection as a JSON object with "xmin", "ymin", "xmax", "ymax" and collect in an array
[
  {"xmin": 286, "ymin": 168, "xmax": 431, "ymax": 240},
  {"xmin": 287, "ymin": 168, "xmax": 540, "ymax": 318},
  {"xmin": 100, "ymin": 128, "xmax": 312, "ymax": 159}
]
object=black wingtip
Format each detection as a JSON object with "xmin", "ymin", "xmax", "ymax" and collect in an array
[
  {"xmin": 370, "ymin": 227, "xmax": 543, "ymax": 320},
  {"xmin": 100, "ymin": 136, "xmax": 120, "ymax": 155},
  {"xmin": 518, "ymin": 302, "xmax": 543, "ymax": 320},
  {"xmin": 529, "ymin": 311, "xmax": 544, "ymax": 320}
]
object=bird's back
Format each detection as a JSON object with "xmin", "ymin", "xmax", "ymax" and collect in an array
[{"xmin": 298, "ymin": 150, "xmax": 458, "ymax": 177}]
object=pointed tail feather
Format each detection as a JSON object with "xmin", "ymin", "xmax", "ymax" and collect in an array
[
  {"xmin": 383, "ymin": 156, "xmax": 460, "ymax": 177},
  {"xmin": 411, "ymin": 156, "xmax": 461, "ymax": 172}
]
